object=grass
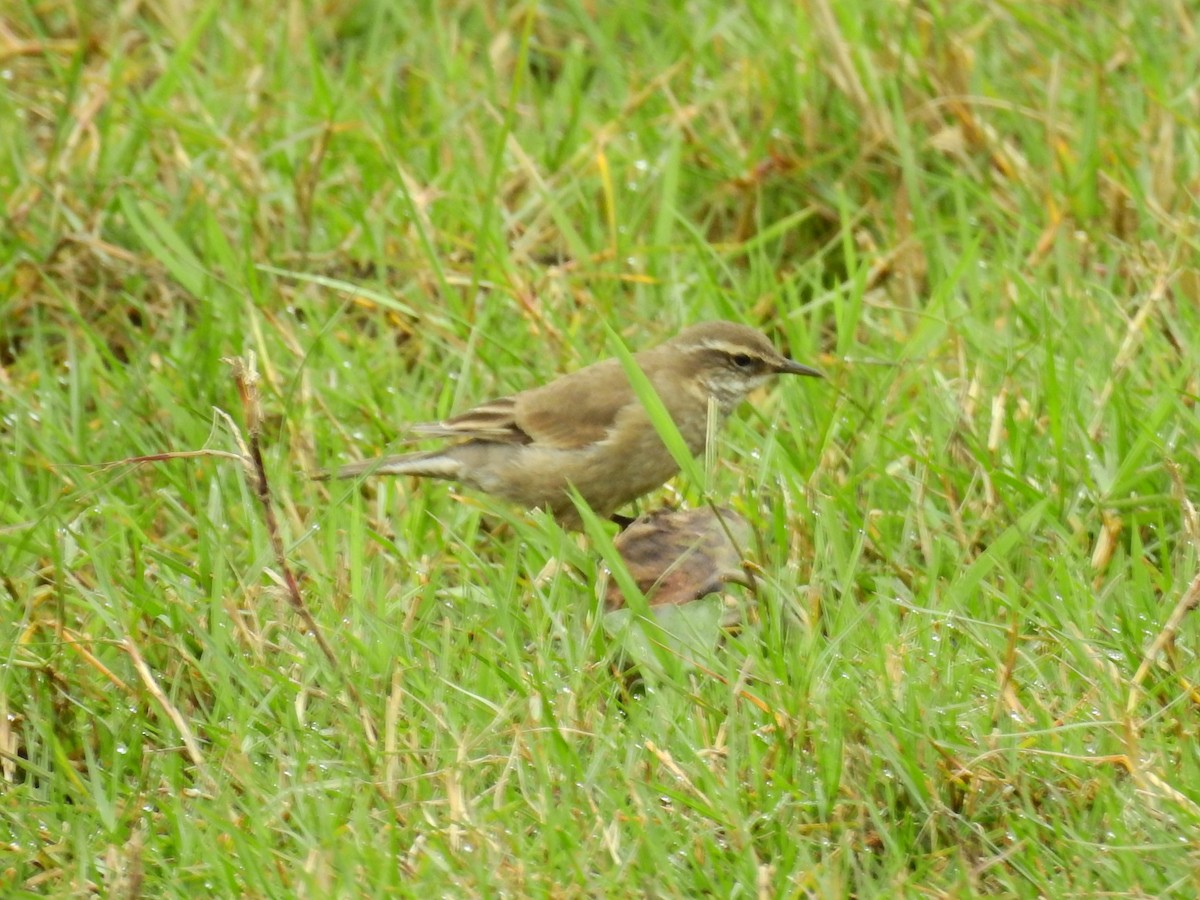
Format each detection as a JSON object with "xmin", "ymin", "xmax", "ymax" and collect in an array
[{"xmin": 3, "ymin": 0, "xmax": 1199, "ymax": 895}]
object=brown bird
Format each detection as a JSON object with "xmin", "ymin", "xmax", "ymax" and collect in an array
[{"xmin": 329, "ymin": 321, "xmax": 823, "ymax": 528}]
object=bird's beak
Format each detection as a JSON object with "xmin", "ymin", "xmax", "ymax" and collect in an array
[{"xmin": 777, "ymin": 358, "xmax": 825, "ymax": 378}]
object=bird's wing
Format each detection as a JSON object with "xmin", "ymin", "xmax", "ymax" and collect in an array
[
  {"xmin": 412, "ymin": 396, "xmax": 531, "ymax": 444},
  {"xmin": 511, "ymin": 359, "xmax": 636, "ymax": 449},
  {"xmin": 414, "ymin": 357, "xmax": 638, "ymax": 450}
]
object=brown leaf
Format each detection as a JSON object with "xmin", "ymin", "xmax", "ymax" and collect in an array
[{"xmin": 604, "ymin": 506, "xmax": 754, "ymax": 610}]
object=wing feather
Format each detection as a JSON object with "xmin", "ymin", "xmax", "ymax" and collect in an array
[
  {"xmin": 412, "ymin": 356, "xmax": 642, "ymax": 450},
  {"xmin": 512, "ymin": 358, "xmax": 635, "ymax": 449},
  {"xmin": 412, "ymin": 396, "xmax": 530, "ymax": 444}
]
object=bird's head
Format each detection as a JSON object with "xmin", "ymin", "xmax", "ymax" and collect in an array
[{"xmin": 667, "ymin": 321, "xmax": 824, "ymax": 413}]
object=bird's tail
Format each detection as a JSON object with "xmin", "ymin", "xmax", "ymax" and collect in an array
[{"xmin": 320, "ymin": 450, "xmax": 463, "ymax": 481}]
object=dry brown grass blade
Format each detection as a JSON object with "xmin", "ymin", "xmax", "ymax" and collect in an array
[
  {"xmin": 226, "ymin": 352, "xmax": 379, "ymax": 748},
  {"xmin": 991, "ymin": 611, "xmax": 1031, "ymax": 728},
  {"xmin": 123, "ymin": 636, "xmax": 213, "ymax": 789},
  {"xmin": 1126, "ymin": 570, "xmax": 1200, "ymax": 717},
  {"xmin": 57, "ymin": 625, "xmax": 131, "ymax": 692},
  {"xmin": 1088, "ymin": 271, "xmax": 1170, "ymax": 440},
  {"xmin": 96, "ymin": 450, "xmax": 248, "ymax": 469},
  {"xmin": 1122, "ymin": 539, "xmax": 1200, "ymax": 816},
  {"xmin": 806, "ymin": 0, "xmax": 893, "ymax": 145},
  {"xmin": 645, "ymin": 740, "xmax": 715, "ymax": 812},
  {"xmin": 1126, "ymin": 471, "xmax": 1200, "ymax": 722},
  {"xmin": 0, "ymin": 692, "xmax": 16, "ymax": 784}
]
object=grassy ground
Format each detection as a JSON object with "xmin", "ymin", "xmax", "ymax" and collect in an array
[{"xmin": 3, "ymin": 0, "xmax": 1199, "ymax": 895}]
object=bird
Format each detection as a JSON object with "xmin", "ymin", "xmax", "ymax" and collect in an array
[{"xmin": 326, "ymin": 321, "xmax": 823, "ymax": 528}]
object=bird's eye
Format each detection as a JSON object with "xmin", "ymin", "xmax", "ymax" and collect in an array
[{"xmin": 731, "ymin": 353, "xmax": 755, "ymax": 369}]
